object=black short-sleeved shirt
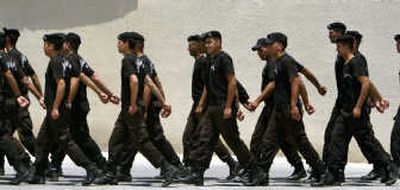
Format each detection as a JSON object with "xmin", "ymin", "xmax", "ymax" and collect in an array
[
  {"xmin": 191, "ymin": 55, "xmax": 207, "ymax": 103},
  {"xmin": 339, "ymin": 54, "xmax": 369, "ymax": 111},
  {"xmin": 8, "ymin": 48, "xmax": 36, "ymax": 76},
  {"xmin": 44, "ymin": 55, "xmax": 67, "ymax": 112},
  {"xmin": 76, "ymin": 56, "xmax": 95, "ymax": 112},
  {"xmin": 261, "ymin": 61, "xmax": 276, "ymax": 105},
  {"xmin": 237, "ymin": 80, "xmax": 249, "ymax": 104},
  {"xmin": 137, "ymin": 55, "xmax": 157, "ymax": 79},
  {"xmin": 137, "ymin": 55, "xmax": 158, "ymax": 104},
  {"xmin": 295, "ymin": 62, "xmax": 305, "ymax": 73},
  {"xmin": 206, "ymin": 51, "xmax": 235, "ymax": 106},
  {"xmin": 121, "ymin": 54, "xmax": 145, "ymax": 111},
  {"xmin": 273, "ymin": 53, "xmax": 300, "ymax": 107},
  {"xmin": 65, "ymin": 53, "xmax": 90, "ymax": 112},
  {"xmin": 0, "ymin": 52, "xmax": 10, "ymax": 91},
  {"xmin": 2, "ymin": 52, "xmax": 26, "ymax": 97}
]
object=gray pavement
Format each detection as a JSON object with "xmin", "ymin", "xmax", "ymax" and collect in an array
[{"xmin": 0, "ymin": 154, "xmax": 398, "ymax": 190}]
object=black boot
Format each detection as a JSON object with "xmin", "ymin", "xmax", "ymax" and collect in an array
[
  {"xmin": 226, "ymin": 158, "xmax": 240, "ymax": 181},
  {"xmin": 242, "ymin": 165, "xmax": 268, "ymax": 186},
  {"xmin": 361, "ymin": 168, "xmax": 379, "ymax": 181},
  {"xmin": 0, "ymin": 156, "xmax": 5, "ymax": 176},
  {"xmin": 46, "ymin": 167, "xmax": 60, "ymax": 181},
  {"xmin": 26, "ymin": 167, "xmax": 45, "ymax": 185},
  {"xmin": 161, "ymin": 161, "xmax": 181, "ymax": 187},
  {"xmin": 83, "ymin": 164, "xmax": 108, "ymax": 186},
  {"xmin": 311, "ymin": 170, "xmax": 341, "ymax": 187},
  {"xmin": 179, "ymin": 165, "xmax": 205, "ymax": 186},
  {"xmin": 380, "ymin": 163, "xmax": 398, "ymax": 186},
  {"xmin": 116, "ymin": 167, "xmax": 132, "ymax": 182},
  {"xmin": 10, "ymin": 161, "xmax": 30, "ymax": 185},
  {"xmin": 287, "ymin": 163, "xmax": 307, "ymax": 180}
]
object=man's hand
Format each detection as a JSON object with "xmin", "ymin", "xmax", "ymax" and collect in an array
[
  {"xmin": 291, "ymin": 106, "xmax": 301, "ymax": 121},
  {"xmin": 99, "ymin": 93, "xmax": 109, "ymax": 104},
  {"xmin": 109, "ymin": 94, "xmax": 120, "ymax": 105},
  {"xmin": 16, "ymin": 96, "xmax": 30, "ymax": 108},
  {"xmin": 242, "ymin": 102, "xmax": 254, "ymax": 112},
  {"xmin": 223, "ymin": 107, "xmax": 232, "ymax": 120},
  {"xmin": 318, "ymin": 86, "xmax": 327, "ymax": 96},
  {"xmin": 249, "ymin": 101, "xmax": 260, "ymax": 112},
  {"xmin": 51, "ymin": 108, "xmax": 60, "ymax": 120},
  {"xmin": 39, "ymin": 97, "xmax": 46, "ymax": 109},
  {"xmin": 375, "ymin": 99, "xmax": 389, "ymax": 113},
  {"xmin": 161, "ymin": 104, "xmax": 172, "ymax": 118},
  {"xmin": 128, "ymin": 104, "xmax": 138, "ymax": 116},
  {"xmin": 195, "ymin": 105, "xmax": 204, "ymax": 115},
  {"xmin": 237, "ymin": 109, "xmax": 245, "ymax": 121},
  {"xmin": 353, "ymin": 107, "xmax": 361, "ymax": 118},
  {"xmin": 305, "ymin": 104, "xmax": 316, "ymax": 115}
]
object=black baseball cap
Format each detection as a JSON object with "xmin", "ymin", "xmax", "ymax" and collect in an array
[
  {"xmin": 43, "ymin": 33, "xmax": 65, "ymax": 47},
  {"xmin": 327, "ymin": 22, "xmax": 347, "ymax": 33},
  {"xmin": 187, "ymin": 34, "xmax": 202, "ymax": 42},
  {"xmin": 251, "ymin": 38, "xmax": 271, "ymax": 51},
  {"xmin": 202, "ymin": 30, "xmax": 222, "ymax": 41},
  {"xmin": 118, "ymin": 32, "xmax": 144, "ymax": 42},
  {"xmin": 265, "ymin": 32, "xmax": 287, "ymax": 48},
  {"xmin": 3, "ymin": 28, "xmax": 20, "ymax": 38},
  {"xmin": 394, "ymin": 34, "xmax": 400, "ymax": 41}
]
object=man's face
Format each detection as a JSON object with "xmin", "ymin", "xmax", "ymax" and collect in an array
[
  {"xmin": 204, "ymin": 37, "xmax": 220, "ymax": 55},
  {"xmin": 396, "ymin": 40, "xmax": 400, "ymax": 53},
  {"xmin": 270, "ymin": 42, "xmax": 282, "ymax": 57},
  {"xmin": 329, "ymin": 29, "xmax": 341, "ymax": 43},
  {"xmin": 336, "ymin": 42, "xmax": 350, "ymax": 57},
  {"xmin": 188, "ymin": 41, "xmax": 201, "ymax": 56},
  {"xmin": 257, "ymin": 46, "xmax": 271, "ymax": 60},
  {"xmin": 117, "ymin": 40, "xmax": 129, "ymax": 54},
  {"xmin": 43, "ymin": 41, "xmax": 53, "ymax": 57}
]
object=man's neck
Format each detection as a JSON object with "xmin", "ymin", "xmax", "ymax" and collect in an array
[
  {"xmin": 342, "ymin": 52, "xmax": 354, "ymax": 63},
  {"xmin": 5, "ymin": 45, "xmax": 14, "ymax": 52},
  {"xmin": 193, "ymin": 53, "xmax": 202, "ymax": 61},
  {"xmin": 210, "ymin": 49, "xmax": 222, "ymax": 57}
]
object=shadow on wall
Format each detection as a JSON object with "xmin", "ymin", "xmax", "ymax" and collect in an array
[{"xmin": 0, "ymin": 0, "xmax": 138, "ymax": 30}]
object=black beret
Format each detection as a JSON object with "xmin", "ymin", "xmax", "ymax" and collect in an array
[
  {"xmin": 336, "ymin": 34, "xmax": 354, "ymax": 45},
  {"xmin": 43, "ymin": 33, "xmax": 65, "ymax": 46},
  {"xmin": 187, "ymin": 34, "xmax": 202, "ymax": 42},
  {"xmin": 251, "ymin": 38, "xmax": 271, "ymax": 51},
  {"xmin": 3, "ymin": 28, "xmax": 20, "ymax": 38},
  {"xmin": 65, "ymin": 32, "xmax": 81, "ymax": 46},
  {"xmin": 265, "ymin": 32, "xmax": 287, "ymax": 48},
  {"xmin": 327, "ymin": 22, "xmax": 347, "ymax": 33},
  {"xmin": 118, "ymin": 32, "xmax": 144, "ymax": 42},
  {"xmin": 202, "ymin": 30, "xmax": 222, "ymax": 40},
  {"xmin": 346, "ymin": 30, "xmax": 363, "ymax": 42},
  {"xmin": 394, "ymin": 34, "xmax": 400, "ymax": 41}
]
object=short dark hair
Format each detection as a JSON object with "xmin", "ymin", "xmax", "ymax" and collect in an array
[
  {"xmin": 346, "ymin": 30, "xmax": 363, "ymax": 44},
  {"xmin": 118, "ymin": 32, "xmax": 144, "ymax": 50},
  {"xmin": 336, "ymin": 34, "xmax": 354, "ymax": 50},
  {"xmin": 3, "ymin": 28, "xmax": 20, "ymax": 45},
  {"xmin": 394, "ymin": 34, "xmax": 400, "ymax": 41},
  {"xmin": 65, "ymin": 32, "xmax": 81, "ymax": 52},
  {"xmin": 327, "ymin": 22, "xmax": 347, "ymax": 34},
  {"xmin": 43, "ymin": 33, "xmax": 65, "ymax": 51},
  {"xmin": 187, "ymin": 35, "xmax": 202, "ymax": 42}
]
